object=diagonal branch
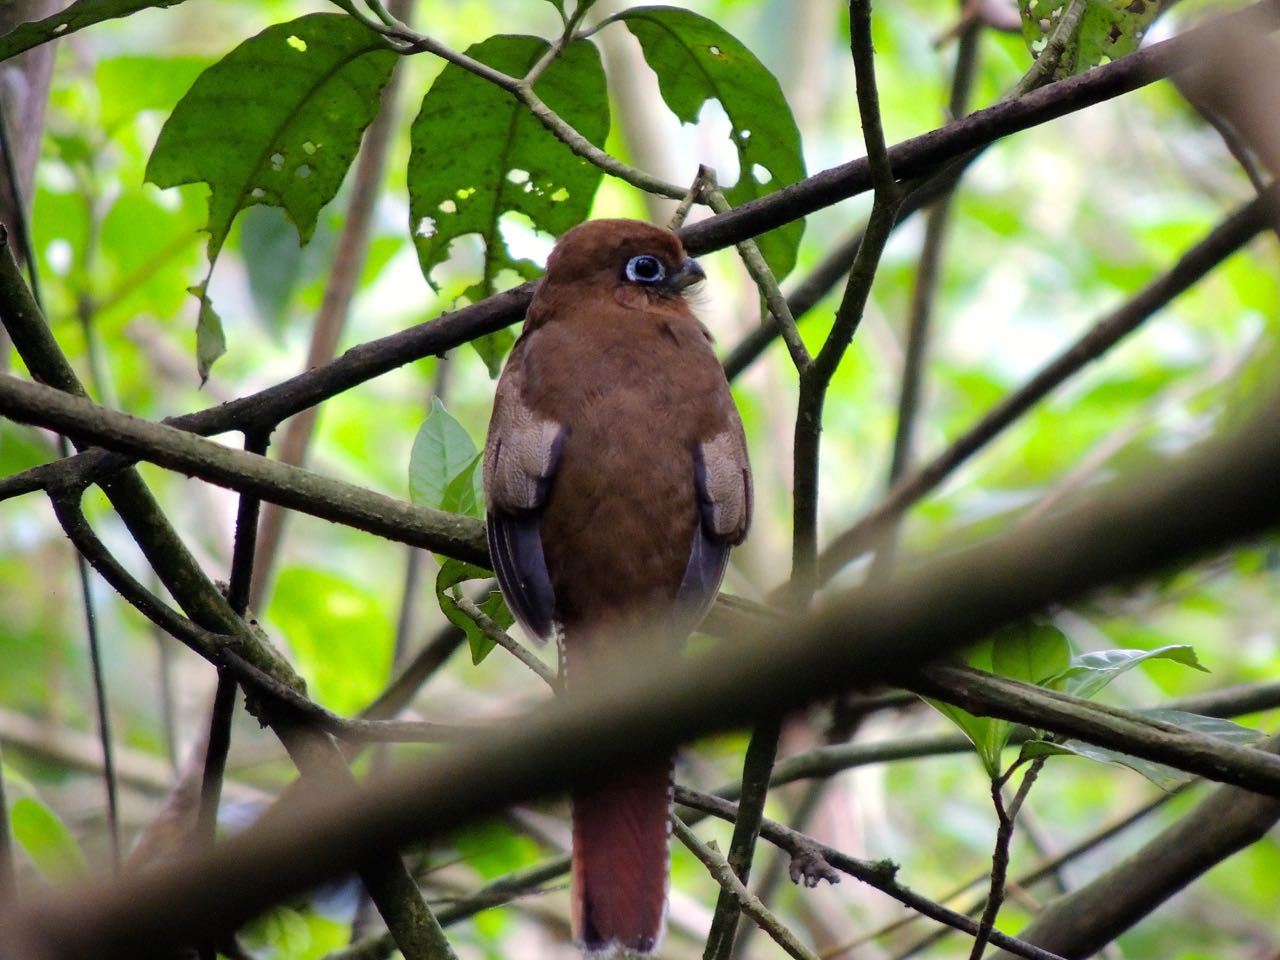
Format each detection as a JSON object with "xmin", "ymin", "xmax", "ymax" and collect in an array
[
  {"xmin": 0, "ymin": 375, "xmax": 488, "ymax": 563},
  {"xmin": 816, "ymin": 189, "xmax": 1274, "ymax": 583}
]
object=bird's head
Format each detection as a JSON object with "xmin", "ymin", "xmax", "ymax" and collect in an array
[{"xmin": 537, "ymin": 219, "xmax": 706, "ymax": 308}]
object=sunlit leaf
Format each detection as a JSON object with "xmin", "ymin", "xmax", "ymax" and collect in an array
[
  {"xmin": 617, "ymin": 5, "xmax": 805, "ymax": 279},
  {"xmin": 1018, "ymin": 0, "xmax": 1160, "ymax": 76},
  {"xmin": 440, "ymin": 453, "xmax": 485, "ymax": 520},
  {"xmin": 991, "ymin": 621, "xmax": 1071, "ymax": 685},
  {"xmin": 1046, "ymin": 645, "xmax": 1208, "ymax": 701}
]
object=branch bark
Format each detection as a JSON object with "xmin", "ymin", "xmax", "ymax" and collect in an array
[{"xmin": 5, "ymin": 360, "xmax": 1280, "ymax": 957}]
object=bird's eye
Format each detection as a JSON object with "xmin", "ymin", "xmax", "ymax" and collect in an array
[{"xmin": 625, "ymin": 254, "xmax": 666, "ymax": 285}]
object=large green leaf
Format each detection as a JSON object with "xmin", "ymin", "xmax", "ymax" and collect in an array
[
  {"xmin": 146, "ymin": 14, "xmax": 396, "ymax": 377},
  {"xmin": 147, "ymin": 13, "xmax": 396, "ymax": 262},
  {"xmin": 407, "ymin": 34, "xmax": 609, "ymax": 336},
  {"xmin": 617, "ymin": 5, "xmax": 805, "ymax": 280}
]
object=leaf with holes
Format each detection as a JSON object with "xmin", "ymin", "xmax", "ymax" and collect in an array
[
  {"xmin": 408, "ymin": 34, "xmax": 608, "ymax": 313},
  {"xmin": 1019, "ymin": 0, "xmax": 1160, "ymax": 76},
  {"xmin": 147, "ymin": 14, "xmax": 396, "ymax": 263},
  {"xmin": 617, "ymin": 5, "xmax": 805, "ymax": 280}
]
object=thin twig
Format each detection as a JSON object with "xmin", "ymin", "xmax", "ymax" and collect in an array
[
  {"xmin": 672, "ymin": 817, "xmax": 822, "ymax": 960},
  {"xmin": 703, "ymin": 177, "xmax": 811, "ymax": 373},
  {"xmin": 453, "ymin": 597, "xmax": 556, "ymax": 689},
  {"xmin": 676, "ymin": 788, "xmax": 1067, "ymax": 960},
  {"xmin": 969, "ymin": 759, "xmax": 1046, "ymax": 959},
  {"xmin": 702, "ymin": 715, "xmax": 783, "ymax": 960},
  {"xmin": 791, "ymin": 0, "xmax": 905, "ymax": 597}
]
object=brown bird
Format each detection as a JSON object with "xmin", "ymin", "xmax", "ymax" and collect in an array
[{"xmin": 483, "ymin": 219, "xmax": 752, "ymax": 956}]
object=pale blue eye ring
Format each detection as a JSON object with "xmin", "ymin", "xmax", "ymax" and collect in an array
[{"xmin": 625, "ymin": 254, "xmax": 666, "ymax": 284}]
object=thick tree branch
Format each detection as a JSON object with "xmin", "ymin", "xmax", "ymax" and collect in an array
[
  {"xmin": 990, "ymin": 735, "xmax": 1280, "ymax": 960},
  {"xmin": 908, "ymin": 665, "xmax": 1280, "ymax": 794},
  {"xmin": 0, "ymin": 233, "xmax": 455, "ymax": 960},
  {"xmin": 0, "ymin": 375, "xmax": 488, "ymax": 564},
  {"xmin": 6, "ymin": 365, "xmax": 1280, "ymax": 957}
]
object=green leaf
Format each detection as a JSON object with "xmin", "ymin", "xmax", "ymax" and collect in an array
[
  {"xmin": 924, "ymin": 698, "xmax": 1006, "ymax": 780},
  {"xmin": 1020, "ymin": 712, "xmax": 1263, "ymax": 790},
  {"xmin": 268, "ymin": 567, "xmax": 393, "ymax": 713},
  {"xmin": 440, "ymin": 453, "xmax": 485, "ymax": 520},
  {"xmin": 470, "ymin": 326, "xmax": 518, "ymax": 380},
  {"xmin": 617, "ymin": 5, "xmax": 806, "ymax": 279},
  {"xmin": 409, "ymin": 398, "xmax": 481, "ymax": 511},
  {"xmin": 146, "ymin": 13, "xmax": 397, "ymax": 264},
  {"xmin": 434, "ymin": 557, "xmax": 513, "ymax": 665},
  {"xmin": 1046, "ymin": 645, "xmax": 1208, "ymax": 701},
  {"xmin": 408, "ymin": 34, "xmax": 609, "ymax": 304},
  {"xmin": 1018, "ymin": 0, "xmax": 1160, "ymax": 76},
  {"xmin": 11, "ymin": 796, "xmax": 88, "ymax": 883},
  {"xmin": 991, "ymin": 621, "xmax": 1071, "ymax": 685},
  {"xmin": 188, "ymin": 283, "xmax": 226, "ymax": 385}
]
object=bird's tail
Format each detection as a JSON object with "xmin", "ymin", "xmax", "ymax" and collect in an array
[{"xmin": 571, "ymin": 758, "xmax": 672, "ymax": 957}]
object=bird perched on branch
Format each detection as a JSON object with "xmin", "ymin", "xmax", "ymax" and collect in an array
[{"xmin": 484, "ymin": 218, "xmax": 752, "ymax": 957}]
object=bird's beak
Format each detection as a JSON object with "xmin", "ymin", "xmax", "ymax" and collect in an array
[{"xmin": 671, "ymin": 256, "xmax": 706, "ymax": 291}]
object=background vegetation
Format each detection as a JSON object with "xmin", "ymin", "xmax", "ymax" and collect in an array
[{"xmin": 0, "ymin": 1, "xmax": 1278, "ymax": 958}]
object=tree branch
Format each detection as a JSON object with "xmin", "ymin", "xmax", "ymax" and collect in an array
[
  {"xmin": 0, "ymin": 375, "xmax": 488, "ymax": 564},
  {"xmin": 817, "ymin": 189, "xmax": 1274, "ymax": 583},
  {"xmin": 7, "ymin": 359, "xmax": 1280, "ymax": 956}
]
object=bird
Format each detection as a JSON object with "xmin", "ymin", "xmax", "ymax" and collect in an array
[{"xmin": 483, "ymin": 218, "xmax": 752, "ymax": 957}]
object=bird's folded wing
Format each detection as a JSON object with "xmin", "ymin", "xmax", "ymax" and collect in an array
[
  {"xmin": 676, "ymin": 426, "xmax": 753, "ymax": 632},
  {"xmin": 483, "ymin": 365, "xmax": 565, "ymax": 645}
]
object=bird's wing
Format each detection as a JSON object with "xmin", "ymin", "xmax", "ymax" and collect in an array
[
  {"xmin": 676, "ymin": 424, "xmax": 753, "ymax": 632},
  {"xmin": 483, "ymin": 357, "xmax": 566, "ymax": 646}
]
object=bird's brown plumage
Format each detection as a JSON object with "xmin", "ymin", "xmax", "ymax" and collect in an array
[{"xmin": 484, "ymin": 218, "xmax": 751, "ymax": 956}]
